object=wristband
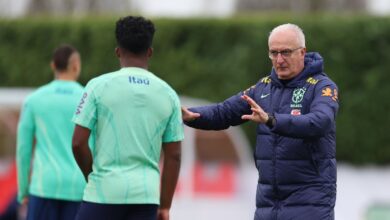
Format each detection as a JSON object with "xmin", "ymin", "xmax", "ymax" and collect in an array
[{"xmin": 266, "ymin": 113, "xmax": 275, "ymax": 128}]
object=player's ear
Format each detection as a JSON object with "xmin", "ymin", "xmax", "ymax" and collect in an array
[
  {"xmin": 147, "ymin": 47, "xmax": 153, "ymax": 58},
  {"xmin": 115, "ymin": 47, "xmax": 121, "ymax": 58},
  {"xmin": 50, "ymin": 61, "xmax": 56, "ymax": 72},
  {"xmin": 72, "ymin": 53, "xmax": 81, "ymax": 74}
]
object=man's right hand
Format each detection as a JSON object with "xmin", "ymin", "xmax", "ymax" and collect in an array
[
  {"xmin": 157, "ymin": 208, "xmax": 169, "ymax": 220},
  {"xmin": 18, "ymin": 197, "xmax": 29, "ymax": 219},
  {"xmin": 181, "ymin": 107, "xmax": 200, "ymax": 122}
]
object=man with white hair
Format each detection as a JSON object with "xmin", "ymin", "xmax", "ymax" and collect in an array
[{"xmin": 182, "ymin": 23, "xmax": 339, "ymax": 219}]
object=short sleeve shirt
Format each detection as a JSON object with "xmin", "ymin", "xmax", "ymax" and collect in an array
[
  {"xmin": 17, "ymin": 80, "xmax": 86, "ymax": 202},
  {"xmin": 72, "ymin": 67, "xmax": 184, "ymax": 204}
]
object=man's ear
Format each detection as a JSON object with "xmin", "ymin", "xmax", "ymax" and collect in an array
[
  {"xmin": 300, "ymin": 47, "xmax": 307, "ymax": 56},
  {"xmin": 50, "ymin": 61, "xmax": 56, "ymax": 72},
  {"xmin": 147, "ymin": 47, "xmax": 153, "ymax": 58},
  {"xmin": 115, "ymin": 47, "xmax": 121, "ymax": 58}
]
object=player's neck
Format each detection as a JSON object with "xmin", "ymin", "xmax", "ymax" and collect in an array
[
  {"xmin": 55, "ymin": 72, "xmax": 77, "ymax": 81},
  {"xmin": 120, "ymin": 58, "xmax": 148, "ymax": 70}
]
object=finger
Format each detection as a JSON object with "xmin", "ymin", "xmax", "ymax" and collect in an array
[
  {"xmin": 251, "ymin": 107, "xmax": 263, "ymax": 114},
  {"xmin": 181, "ymin": 107, "xmax": 200, "ymax": 117},
  {"xmin": 191, "ymin": 112, "xmax": 201, "ymax": 118},
  {"xmin": 182, "ymin": 112, "xmax": 200, "ymax": 122},
  {"xmin": 241, "ymin": 95, "xmax": 260, "ymax": 108},
  {"xmin": 242, "ymin": 114, "xmax": 263, "ymax": 123},
  {"xmin": 241, "ymin": 114, "xmax": 254, "ymax": 120},
  {"xmin": 185, "ymin": 111, "xmax": 200, "ymax": 119},
  {"xmin": 181, "ymin": 106, "xmax": 190, "ymax": 114},
  {"xmin": 192, "ymin": 113, "xmax": 200, "ymax": 119}
]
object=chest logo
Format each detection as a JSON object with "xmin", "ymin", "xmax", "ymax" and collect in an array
[
  {"xmin": 129, "ymin": 76, "xmax": 150, "ymax": 85},
  {"xmin": 292, "ymin": 87, "xmax": 306, "ymax": 103},
  {"xmin": 291, "ymin": 87, "xmax": 306, "ymax": 108},
  {"xmin": 261, "ymin": 93, "xmax": 270, "ymax": 99}
]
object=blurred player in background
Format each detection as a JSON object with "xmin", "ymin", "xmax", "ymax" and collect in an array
[
  {"xmin": 72, "ymin": 16, "xmax": 183, "ymax": 220},
  {"xmin": 16, "ymin": 44, "xmax": 86, "ymax": 220}
]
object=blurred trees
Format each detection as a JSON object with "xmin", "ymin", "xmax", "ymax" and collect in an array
[
  {"xmin": 4, "ymin": 0, "xmax": 369, "ymax": 17},
  {"xmin": 26, "ymin": 0, "xmax": 131, "ymax": 16},
  {"xmin": 237, "ymin": 0, "xmax": 366, "ymax": 12},
  {"xmin": 0, "ymin": 0, "xmax": 374, "ymax": 18},
  {"xmin": 1, "ymin": 16, "xmax": 390, "ymax": 164}
]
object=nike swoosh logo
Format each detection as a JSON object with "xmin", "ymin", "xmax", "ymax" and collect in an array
[{"xmin": 261, "ymin": 93, "xmax": 270, "ymax": 99}]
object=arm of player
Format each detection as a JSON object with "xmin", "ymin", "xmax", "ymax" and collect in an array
[
  {"xmin": 16, "ymin": 100, "xmax": 35, "ymax": 203},
  {"xmin": 158, "ymin": 141, "xmax": 181, "ymax": 220},
  {"xmin": 72, "ymin": 125, "xmax": 93, "ymax": 182}
]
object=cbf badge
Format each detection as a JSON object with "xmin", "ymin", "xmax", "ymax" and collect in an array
[{"xmin": 291, "ymin": 87, "xmax": 306, "ymax": 109}]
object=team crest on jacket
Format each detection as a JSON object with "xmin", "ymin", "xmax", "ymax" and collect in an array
[
  {"xmin": 291, "ymin": 87, "xmax": 306, "ymax": 108},
  {"xmin": 322, "ymin": 87, "xmax": 332, "ymax": 97},
  {"xmin": 322, "ymin": 87, "xmax": 339, "ymax": 102}
]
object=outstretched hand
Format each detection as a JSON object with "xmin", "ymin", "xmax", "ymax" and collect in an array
[
  {"xmin": 181, "ymin": 107, "xmax": 200, "ymax": 122},
  {"xmin": 241, "ymin": 95, "xmax": 269, "ymax": 124}
]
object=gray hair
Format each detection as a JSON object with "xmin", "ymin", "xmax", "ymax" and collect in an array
[{"xmin": 269, "ymin": 23, "xmax": 306, "ymax": 47}]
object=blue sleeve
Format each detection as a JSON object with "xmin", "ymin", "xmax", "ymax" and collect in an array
[
  {"xmin": 185, "ymin": 85, "xmax": 256, "ymax": 130},
  {"xmin": 272, "ymin": 79, "xmax": 339, "ymax": 138}
]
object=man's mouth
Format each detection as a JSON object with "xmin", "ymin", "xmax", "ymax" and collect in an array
[{"xmin": 277, "ymin": 66, "xmax": 288, "ymax": 70}]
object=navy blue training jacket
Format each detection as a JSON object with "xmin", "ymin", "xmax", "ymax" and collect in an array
[{"xmin": 185, "ymin": 52, "xmax": 339, "ymax": 220}]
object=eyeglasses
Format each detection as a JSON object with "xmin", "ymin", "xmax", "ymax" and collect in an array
[{"xmin": 268, "ymin": 47, "xmax": 303, "ymax": 59}]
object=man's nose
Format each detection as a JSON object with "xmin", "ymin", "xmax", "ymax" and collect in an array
[{"xmin": 276, "ymin": 54, "xmax": 285, "ymax": 63}]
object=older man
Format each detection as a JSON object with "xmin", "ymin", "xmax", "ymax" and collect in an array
[{"xmin": 182, "ymin": 23, "xmax": 339, "ymax": 220}]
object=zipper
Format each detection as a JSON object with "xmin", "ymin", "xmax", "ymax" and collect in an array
[
  {"xmin": 274, "ymin": 199, "xmax": 280, "ymax": 220},
  {"xmin": 272, "ymin": 136, "xmax": 279, "ymax": 220},
  {"xmin": 271, "ymin": 86, "xmax": 284, "ymax": 220},
  {"xmin": 309, "ymin": 142, "xmax": 320, "ymax": 175}
]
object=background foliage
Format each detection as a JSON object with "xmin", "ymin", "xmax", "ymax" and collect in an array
[{"xmin": 1, "ymin": 15, "xmax": 389, "ymax": 164}]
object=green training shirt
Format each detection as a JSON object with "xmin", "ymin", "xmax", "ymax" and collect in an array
[
  {"xmin": 17, "ymin": 80, "xmax": 86, "ymax": 203},
  {"xmin": 72, "ymin": 67, "xmax": 184, "ymax": 204}
]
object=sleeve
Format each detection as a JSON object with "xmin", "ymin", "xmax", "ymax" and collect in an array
[
  {"xmin": 16, "ymin": 98, "xmax": 35, "ymax": 203},
  {"xmin": 271, "ymin": 79, "xmax": 339, "ymax": 138},
  {"xmin": 162, "ymin": 92, "xmax": 185, "ymax": 143},
  {"xmin": 72, "ymin": 82, "xmax": 98, "ymax": 130},
  {"xmin": 184, "ymin": 84, "xmax": 257, "ymax": 130}
]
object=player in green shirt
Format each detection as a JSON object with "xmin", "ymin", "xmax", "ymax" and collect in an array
[
  {"xmin": 17, "ymin": 45, "xmax": 86, "ymax": 220},
  {"xmin": 72, "ymin": 16, "xmax": 184, "ymax": 220}
]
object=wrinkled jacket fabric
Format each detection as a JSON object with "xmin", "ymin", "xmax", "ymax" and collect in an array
[{"xmin": 185, "ymin": 52, "xmax": 339, "ymax": 220}]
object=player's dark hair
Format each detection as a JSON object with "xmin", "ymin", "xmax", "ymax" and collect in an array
[
  {"xmin": 115, "ymin": 16, "xmax": 155, "ymax": 55},
  {"xmin": 52, "ymin": 44, "xmax": 78, "ymax": 71}
]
